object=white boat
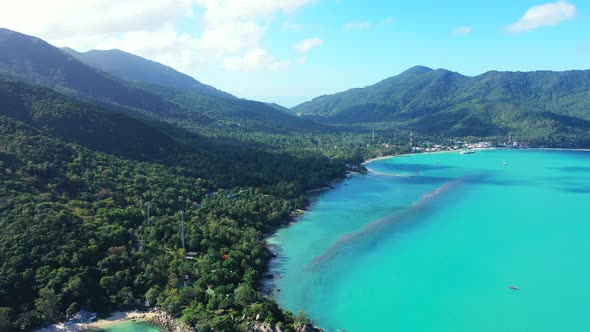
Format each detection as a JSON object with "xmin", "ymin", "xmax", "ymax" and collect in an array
[{"xmin": 460, "ymin": 150, "xmax": 475, "ymax": 154}]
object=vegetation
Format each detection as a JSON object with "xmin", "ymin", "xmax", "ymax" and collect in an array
[
  {"xmin": 62, "ymin": 48, "xmax": 236, "ymax": 100},
  {"xmin": 1, "ymin": 26, "xmax": 590, "ymax": 332},
  {"xmin": 0, "ymin": 85, "xmax": 346, "ymax": 330},
  {"xmin": 0, "ymin": 28, "xmax": 317, "ymax": 137},
  {"xmin": 292, "ymin": 66, "xmax": 590, "ymax": 147}
]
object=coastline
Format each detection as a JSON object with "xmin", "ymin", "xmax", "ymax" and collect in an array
[
  {"xmin": 362, "ymin": 149, "xmax": 463, "ymax": 174},
  {"xmin": 36, "ymin": 311, "xmax": 158, "ymax": 332},
  {"xmin": 363, "ymin": 147, "xmax": 590, "ymax": 167},
  {"xmin": 264, "ymin": 146, "xmax": 590, "ymax": 331},
  {"xmin": 536, "ymin": 147, "xmax": 590, "ymax": 152},
  {"xmin": 363, "ymin": 149, "xmax": 462, "ymax": 166}
]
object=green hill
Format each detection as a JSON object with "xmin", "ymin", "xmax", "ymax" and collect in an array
[
  {"xmin": 0, "ymin": 28, "xmax": 315, "ymax": 135},
  {"xmin": 293, "ymin": 66, "xmax": 590, "ymax": 146},
  {"xmin": 0, "ymin": 78, "xmax": 180, "ymax": 160},
  {"xmin": 64, "ymin": 47, "xmax": 324, "ymax": 134},
  {"xmin": 63, "ymin": 47, "xmax": 236, "ymax": 99},
  {"xmin": 0, "ymin": 77, "xmax": 345, "ymax": 331}
]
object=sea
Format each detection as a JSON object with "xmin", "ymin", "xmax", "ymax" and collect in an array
[
  {"xmin": 268, "ymin": 149, "xmax": 590, "ymax": 332},
  {"xmin": 98, "ymin": 322, "xmax": 160, "ymax": 332}
]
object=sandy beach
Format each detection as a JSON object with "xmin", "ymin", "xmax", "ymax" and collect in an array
[
  {"xmin": 36, "ymin": 311, "xmax": 157, "ymax": 332},
  {"xmin": 363, "ymin": 149, "xmax": 462, "ymax": 165},
  {"xmin": 363, "ymin": 147, "xmax": 590, "ymax": 166},
  {"xmin": 362, "ymin": 149, "xmax": 465, "ymax": 170},
  {"xmin": 362, "ymin": 147, "xmax": 590, "ymax": 176},
  {"xmin": 536, "ymin": 148, "xmax": 590, "ymax": 152}
]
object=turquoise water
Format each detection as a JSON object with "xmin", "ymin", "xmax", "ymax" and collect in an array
[
  {"xmin": 98, "ymin": 322, "xmax": 160, "ymax": 332},
  {"xmin": 269, "ymin": 150, "xmax": 590, "ymax": 332}
]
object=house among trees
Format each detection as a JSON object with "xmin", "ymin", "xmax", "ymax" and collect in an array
[{"xmin": 67, "ymin": 309, "xmax": 97, "ymax": 324}]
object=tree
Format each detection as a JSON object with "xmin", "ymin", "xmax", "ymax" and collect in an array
[
  {"xmin": 293, "ymin": 310, "xmax": 311, "ymax": 328},
  {"xmin": 234, "ymin": 283, "xmax": 258, "ymax": 307},
  {"xmin": 35, "ymin": 288, "xmax": 60, "ymax": 321},
  {"xmin": 0, "ymin": 307, "xmax": 13, "ymax": 332},
  {"xmin": 145, "ymin": 287, "xmax": 160, "ymax": 307}
]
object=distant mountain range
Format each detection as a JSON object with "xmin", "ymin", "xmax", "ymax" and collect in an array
[
  {"xmin": 292, "ymin": 66, "xmax": 590, "ymax": 145},
  {"xmin": 1, "ymin": 27, "xmax": 589, "ymax": 146},
  {"xmin": 0, "ymin": 28, "xmax": 313, "ymax": 135},
  {"xmin": 0, "ymin": 78, "xmax": 178, "ymax": 161},
  {"xmin": 1, "ymin": 26, "xmax": 590, "ymax": 331},
  {"xmin": 62, "ymin": 47, "xmax": 236, "ymax": 100},
  {"xmin": 0, "ymin": 29, "xmax": 347, "ymax": 331}
]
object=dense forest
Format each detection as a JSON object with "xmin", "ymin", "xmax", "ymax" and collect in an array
[
  {"xmin": 292, "ymin": 66, "xmax": 590, "ymax": 147},
  {"xmin": 0, "ymin": 81, "xmax": 347, "ymax": 331},
  {"xmin": 1, "ymin": 26, "xmax": 590, "ymax": 332}
]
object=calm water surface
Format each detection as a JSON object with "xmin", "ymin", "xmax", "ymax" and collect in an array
[
  {"xmin": 98, "ymin": 322, "xmax": 160, "ymax": 332},
  {"xmin": 269, "ymin": 149, "xmax": 590, "ymax": 332}
]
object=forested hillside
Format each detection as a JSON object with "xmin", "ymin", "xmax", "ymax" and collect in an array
[
  {"xmin": 0, "ymin": 79, "xmax": 345, "ymax": 331},
  {"xmin": 0, "ymin": 28, "xmax": 315, "ymax": 136},
  {"xmin": 62, "ymin": 48, "xmax": 236, "ymax": 100},
  {"xmin": 2, "ymin": 24, "xmax": 590, "ymax": 332},
  {"xmin": 293, "ymin": 66, "xmax": 590, "ymax": 146}
]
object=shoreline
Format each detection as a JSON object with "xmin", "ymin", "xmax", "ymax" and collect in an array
[
  {"xmin": 363, "ymin": 149, "xmax": 465, "ymax": 165},
  {"xmin": 536, "ymin": 147, "xmax": 590, "ymax": 152},
  {"xmin": 36, "ymin": 311, "xmax": 158, "ymax": 332},
  {"xmin": 265, "ymin": 146, "xmax": 590, "ymax": 329},
  {"xmin": 363, "ymin": 147, "xmax": 590, "ymax": 166}
]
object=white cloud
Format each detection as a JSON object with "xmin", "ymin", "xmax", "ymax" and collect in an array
[
  {"xmin": 0, "ymin": 0, "xmax": 192, "ymax": 40},
  {"xmin": 282, "ymin": 23, "xmax": 305, "ymax": 31},
  {"xmin": 453, "ymin": 26, "xmax": 472, "ymax": 35},
  {"xmin": 223, "ymin": 49, "xmax": 290, "ymax": 72},
  {"xmin": 508, "ymin": 0, "xmax": 576, "ymax": 33},
  {"xmin": 382, "ymin": 17, "xmax": 395, "ymax": 25},
  {"xmin": 194, "ymin": 0, "xmax": 312, "ymax": 55},
  {"xmin": 343, "ymin": 21, "xmax": 372, "ymax": 31},
  {"xmin": 196, "ymin": 21, "xmax": 265, "ymax": 54},
  {"xmin": 87, "ymin": 28, "xmax": 209, "ymax": 75},
  {"xmin": 295, "ymin": 38, "xmax": 324, "ymax": 53},
  {"xmin": 0, "ymin": 0, "xmax": 313, "ymax": 74},
  {"xmin": 296, "ymin": 56, "xmax": 308, "ymax": 64},
  {"xmin": 196, "ymin": 0, "xmax": 312, "ymax": 24}
]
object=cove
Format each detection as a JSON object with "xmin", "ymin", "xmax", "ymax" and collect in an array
[
  {"xmin": 98, "ymin": 322, "xmax": 160, "ymax": 332},
  {"xmin": 268, "ymin": 149, "xmax": 590, "ymax": 332}
]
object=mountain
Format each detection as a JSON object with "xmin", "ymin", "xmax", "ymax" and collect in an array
[
  {"xmin": 264, "ymin": 102, "xmax": 290, "ymax": 112},
  {"xmin": 0, "ymin": 28, "xmax": 205, "ymax": 122},
  {"xmin": 63, "ymin": 47, "xmax": 236, "ymax": 99},
  {"xmin": 0, "ymin": 29, "xmax": 351, "ymax": 332},
  {"xmin": 62, "ymin": 46, "xmax": 323, "ymax": 133},
  {"xmin": 0, "ymin": 71, "xmax": 345, "ymax": 331},
  {"xmin": 0, "ymin": 78, "xmax": 179, "ymax": 160},
  {"xmin": 0, "ymin": 28, "xmax": 316, "ymax": 135},
  {"xmin": 292, "ymin": 66, "xmax": 590, "ymax": 144}
]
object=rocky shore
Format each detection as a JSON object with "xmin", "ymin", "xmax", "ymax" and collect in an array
[
  {"xmin": 248, "ymin": 322, "xmax": 324, "ymax": 332},
  {"xmin": 148, "ymin": 310, "xmax": 191, "ymax": 332},
  {"xmin": 148, "ymin": 311, "xmax": 323, "ymax": 332}
]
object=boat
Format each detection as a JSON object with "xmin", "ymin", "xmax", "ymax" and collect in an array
[
  {"xmin": 460, "ymin": 150, "xmax": 475, "ymax": 154},
  {"xmin": 508, "ymin": 286, "xmax": 520, "ymax": 290}
]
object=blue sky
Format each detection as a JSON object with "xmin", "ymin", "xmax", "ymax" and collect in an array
[
  {"xmin": 2, "ymin": 0, "xmax": 588, "ymax": 106},
  {"xmin": 202, "ymin": 0, "xmax": 587, "ymax": 106}
]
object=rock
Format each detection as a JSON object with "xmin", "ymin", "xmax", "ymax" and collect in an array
[
  {"xmin": 295, "ymin": 324, "xmax": 324, "ymax": 332},
  {"xmin": 249, "ymin": 322, "xmax": 324, "ymax": 332},
  {"xmin": 148, "ymin": 310, "xmax": 191, "ymax": 332}
]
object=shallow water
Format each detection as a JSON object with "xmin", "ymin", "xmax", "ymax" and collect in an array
[
  {"xmin": 98, "ymin": 322, "xmax": 160, "ymax": 332},
  {"xmin": 269, "ymin": 149, "xmax": 590, "ymax": 332}
]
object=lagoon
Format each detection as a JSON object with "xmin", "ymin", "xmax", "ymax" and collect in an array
[
  {"xmin": 98, "ymin": 322, "xmax": 160, "ymax": 332},
  {"xmin": 269, "ymin": 150, "xmax": 590, "ymax": 332}
]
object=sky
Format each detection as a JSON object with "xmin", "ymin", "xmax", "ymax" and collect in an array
[{"xmin": 1, "ymin": 0, "xmax": 588, "ymax": 106}]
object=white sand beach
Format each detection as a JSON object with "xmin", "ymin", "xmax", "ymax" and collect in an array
[{"xmin": 36, "ymin": 311, "xmax": 157, "ymax": 332}]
